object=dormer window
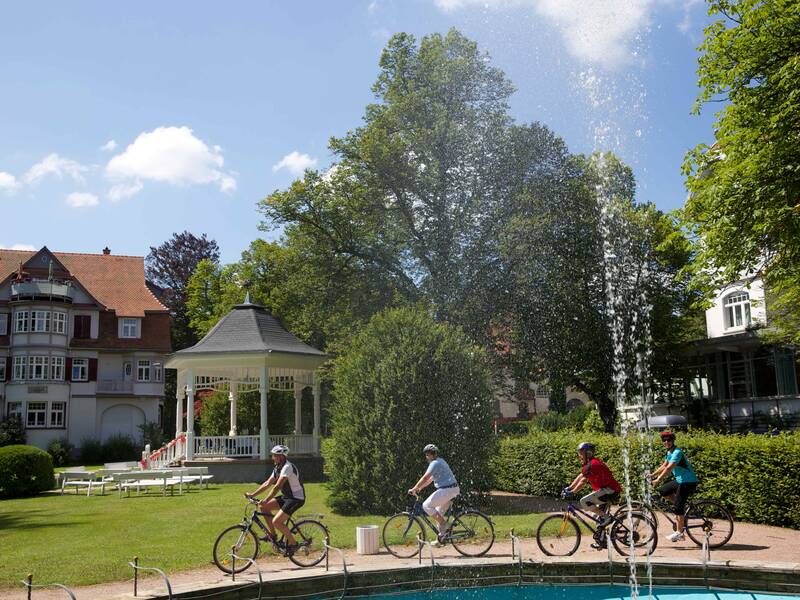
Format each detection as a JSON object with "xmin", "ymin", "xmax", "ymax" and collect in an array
[
  {"xmin": 120, "ymin": 318, "xmax": 140, "ymax": 339},
  {"xmin": 724, "ymin": 291, "xmax": 751, "ymax": 329}
]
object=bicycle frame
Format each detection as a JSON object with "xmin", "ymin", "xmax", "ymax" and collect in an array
[
  {"xmin": 243, "ymin": 509, "xmax": 298, "ymax": 546},
  {"xmin": 643, "ymin": 496, "xmax": 708, "ymax": 533},
  {"xmin": 409, "ymin": 498, "xmax": 451, "ymax": 535},
  {"xmin": 563, "ymin": 503, "xmax": 605, "ymax": 535}
]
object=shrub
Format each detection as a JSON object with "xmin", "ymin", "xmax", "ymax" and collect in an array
[
  {"xmin": 581, "ymin": 408, "xmax": 605, "ymax": 433},
  {"xmin": 326, "ymin": 307, "xmax": 495, "ymax": 515},
  {"xmin": 496, "ymin": 421, "xmax": 531, "ymax": 436},
  {"xmin": 46, "ymin": 438, "xmax": 74, "ymax": 467},
  {"xmin": 0, "ymin": 416, "xmax": 26, "ymax": 447},
  {"xmin": 139, "ymin": 422, "xmax": 167, "ymax": 449},
  {"xmin": 199, "ymin": 392, "xmax": 229, "ymax": 436},
  {"xmin": 0, "ymin": 444, "xmax": 54, "ymax": 498},
  {"xmin": 79, "ymin": 438, "xmax": 105, "ymax": 464},
  {"xmin": 102, "ymin": 434, "xmax": 138, "ymax": 462},
  {"xmin": 492, "ymin": 430, "xmax": 800, "ymax": 529}
]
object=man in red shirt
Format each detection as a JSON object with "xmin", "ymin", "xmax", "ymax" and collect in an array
[{"xmin": 563, "ymin": 442, "xmax": 622, "ymax": 527}]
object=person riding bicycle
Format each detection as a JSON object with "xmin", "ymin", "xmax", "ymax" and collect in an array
[
  {"xmin": 246, "ymin": 444, "xmax": 305, "ymax": 552},
  {"xmin": 651, "ymin": 430, "xmax": 698, "ymax": 542},
  {"xmin": 563, "ymin": 442, "xmax": 622, "ymax": 541},
  {"xmin": 408, "ymin": 444, "xmax": 460, "ymax": 545}
]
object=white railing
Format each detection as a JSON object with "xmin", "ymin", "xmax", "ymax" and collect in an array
[
  {"xmin": 145, "ymin": 434, "xmax": 187, "ymax": 468},
  {"xmin": 194, "ymin": 435, "xmax": 261, "ymax": 458},
  {"xmin": 271, "ymin": 434, "xmax": 318, "ymax": 455},
  {"xmin": 97, "ymin": 379, "xmax": 134, "ymax": 393}
]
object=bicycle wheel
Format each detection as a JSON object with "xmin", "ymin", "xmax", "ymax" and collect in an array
[
  {"xmin": 450, "ymin": 510, "xmax": 495, "ymax": 557},
  {"xmin": 382, "ymin": 513, "xmax": 426, "ymax": 558},
  {"xmin": 614, "ymin": 500, "xmax": 658, "ymax": 529},
  {"xmin": 288, "ymin": 519, "xmax": 329, "ymax": 567},
  {"xmin": 610, "ymin": 511, "xmax": 658, "ymax": 557},
  {"xmin": 213, "ymin": 525, "xmax": 259, "ymax": 574},
  {"xmin": 685, "ymin": 500, "xmax": 734, "ymax": 548},
  {"xmin": 536, "ymin": 513, "xmax": 581, "ymax": 557}
]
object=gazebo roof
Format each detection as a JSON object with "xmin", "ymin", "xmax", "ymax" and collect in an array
[{"xmin": 173, "ymin": 296, "xmax": 327, "ymax": 358}]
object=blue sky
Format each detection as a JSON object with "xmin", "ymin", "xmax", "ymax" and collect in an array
[{"xmin": 0, "ymin": 1, "xmax": 717, "ymax": 263}]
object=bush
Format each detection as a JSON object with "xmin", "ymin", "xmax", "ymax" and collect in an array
[
  {"xmin": 326, "ymin": 307, "xmax": 495, "ymax": 515},
  {"xmin": 102, "ymin": 434, "xmax": 138, "ymax": 462},
  {"xmin": 0, "ymin": 444, "xmax": 54, "ymax": 498},
  {"xmin": 79, "ymin": 438, "xmax": 105, "ymax": 464},
  {"xmin": 0, "ymin": 416, "xmax": 26, "ymax": 447},
  {"xmin": 139, "ymin": 422, "xmax": 167, "ymax": 449},
  {"xmin": 495, "ymin": 421, "xmax": 531, "ymax": 436},
  {"xmin": 47, "ymin": 438, "xmax": 74, "ymax": 467},
  {"xmin": 199, "ymin": 392, "xmax": 229, "ymax": 436},
  {"xmin": 492, "ymin": 430, "xmax": 800, "ymax": 529}
]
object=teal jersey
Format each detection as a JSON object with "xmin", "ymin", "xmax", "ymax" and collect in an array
[{"xmin": 666, "ymin": 447, "xmax": 698, "ymax": 484}]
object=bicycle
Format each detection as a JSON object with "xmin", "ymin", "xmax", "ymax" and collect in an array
[
  {"xmin": 382, "ymin": 492, "xmax": 495, "ymax": 558},
  {"xmin": 614, "ymin": 493, "xmax": 734, "ymax": 548},
  {"xmin": 212, "ymin": 495, "xmax": 329, "ymax": 573},
  {"xmin": 536, "ymin": 492, "xmax": 658, "ymax": 557}
]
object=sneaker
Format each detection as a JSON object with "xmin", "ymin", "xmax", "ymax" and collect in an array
[
  {"xmin": 431, "ymin": 539, "xmax": 444, "ymax": 548},
  {"xmin": 284, "ymin": 542, "xmax": 300, "ymax": 555},
  {"xmin": 591, "ymin": 541, "xmax": 607, "ymax": 550},
  {"xmin": 667, "ymin": 531, "xmax": 685, "ymax": 542},
  {"xmin": 598, "ymin": 514, "xmax": 614, "ymax": 528}
]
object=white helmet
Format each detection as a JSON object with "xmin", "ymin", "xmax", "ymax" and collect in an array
[
  {"xmin": 423, "ymin": 444, "xmax": 439, "ymax": 454},
  {"xmin": 271, "ymin": 444, "xmax": 289, "ymax": 456}
]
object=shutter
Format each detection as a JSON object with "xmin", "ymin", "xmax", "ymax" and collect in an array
[
  {"xmin": 88, "ymin": 358, "xmax": 98, "ymax": 381},
  {"xmin": 65, "ymin": 357, "xmax": 72, "ymax": 382},
  {"xmin": 4, "ymin": 314, "xmax": 9, "ymax": 336},
  {"xmin": 3, "ymin": 356, "xmax": 9, "ymax": 382}
]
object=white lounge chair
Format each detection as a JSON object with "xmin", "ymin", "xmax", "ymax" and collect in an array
[{"xmin": 60, "ymin": 468, "xmax": 106, "ymax": 496}]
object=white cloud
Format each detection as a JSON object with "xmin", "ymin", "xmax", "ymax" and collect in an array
[
  {"xmin": 432, "ymin": 0, "xmax": 653, "ymax": 68},
  {"xmin": 272, "ymin": 151, "xmax": 318, "ymax": 176},
  {"xmin": 65, "ymin": 191, "xmax": 99, "ymax": 208},
  {"xmin": 107, "ymin": 180, "xmax": 144, "ymax": 202},
  {"xmin": 0, "ymin": 243, "xmax": 37, "ymax": 251},
  {"xmin": 100, "ymin": 139, "xmax": 118, "ymax": 152},
  {"xmin": 106, "ymin": 126, "xmax": 236, "ymax": 193},
  {"xmin": 0, "ymin": 172, "xmax": 19, "ymax": 192},
  {"xmin": 24, "ymin": 153, "xmax": 89, "ymax": 185}
]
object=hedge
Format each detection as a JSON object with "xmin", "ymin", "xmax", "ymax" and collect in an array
[
  {"xmin": 0, "ymin": 444, "xmax": 55, "ymax": 498},
  {"xmin": 491, "ymin": 430, "xmax": 800, "ymax": 529}
]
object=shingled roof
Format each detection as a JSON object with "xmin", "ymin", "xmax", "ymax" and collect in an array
[
  {"xmin": 0, "ymin": 247, "xmax": 168, "ymax": 317},
  {"xmin": 175, "ymin": 297, "xmax": 326, "ymax": 357}
]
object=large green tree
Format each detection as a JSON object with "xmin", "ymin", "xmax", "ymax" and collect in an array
[{"xmin": 682, "ymin": 0, "xmax": 800, "ymax": 342}]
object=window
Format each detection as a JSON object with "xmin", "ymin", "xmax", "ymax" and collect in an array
[
  {"xmin": 73, "ymin": 315, "xmax": 91, "ymax": 339},
  {"xmin": 13, "ymin": 356, "xmax": 27, "ymax": 380},
  {"xmin": 53, "ymin": 312, "xmax": 66, "ymax": 334},
  {"xmin": 50, "ymin": 402, "xmax": 66, "ymax": 428},
  {"xmin": 137, "ymin": 360, "xmax": 151, "ymax": 382},
  {"xmin": 724, "ymin": 292, "xmax": 751, "ymax": 329},
  {"xmin": 26, "ymin": 401, "xmax": 47, "ymax": 428},
  {"xmin": 30, "ymin": 356, "xmax": 49, "ymax": 380},
  {"xmin": 14, "ymin": 311, "xmax": 29, "ymax": 333},
  {"xmin": 0, "ymin": 360, "xmax": 4, "ymax": 381},
  {"xmin": 71, "ymin": 358, "xmax": 88, "ymax": 381},
  {"xmin": 121, "ymin": 318, "xmax": 140, "ymax": 338},
  {"xmin": 51, "ymin": 356, "xmax": 65, "ymax": 381},
  {"xmin": 31, "ymin": 310, "xmax": 51, "ymax": 333},
  {"xmin": 153, "ymin": 362, "xmax": 163, "ymax": 382},
  {"xmin": 6, "ymin": 402, "xmax": 23, "ymax": 420},
  {"xmin": 0, "ymin": 314, "xmax": 7, "ymax": 335}
]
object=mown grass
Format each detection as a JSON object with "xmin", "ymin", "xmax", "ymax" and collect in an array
[{"xmin": 0, "ymin": 483, "xmax": 547, "ymax": 589}]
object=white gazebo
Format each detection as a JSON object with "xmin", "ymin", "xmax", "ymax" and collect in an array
[{"xmin": 165, "ymin": 295, "xmax": 328, "ymax": 461}]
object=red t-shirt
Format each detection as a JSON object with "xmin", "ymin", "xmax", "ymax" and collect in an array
[{"xmin": 582, "ymin": 458, "xmax": 621, "ymax": 493}]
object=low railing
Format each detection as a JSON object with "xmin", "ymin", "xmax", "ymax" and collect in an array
[
  {"xmin": 145, "ymin": 434, "xmax": 187, "ymax": 468},
  {"xmin": 271, "ymin": 434, "xmax": 318, "ymax": 454},
  {"xmin": 97, "ymin": 379, "xmax": 134, "ymax": 393},
  {"xmin": 194, "ymin": 435, "xmax": 261, "ymax": 458}
]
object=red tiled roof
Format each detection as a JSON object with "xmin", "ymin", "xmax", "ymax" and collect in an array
[{"xmin": 0, "ymin": 248, "xmax": 168, "ymax": 317}]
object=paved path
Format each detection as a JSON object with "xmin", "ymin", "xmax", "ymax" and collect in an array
[{"xmin": 5, "ymin": 520, "xmax": 799, "ymax": 599}]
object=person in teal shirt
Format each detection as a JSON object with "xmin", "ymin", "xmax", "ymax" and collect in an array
[{"xmin": 651, "ymin": 431, "xmax": 698, "ymax": 542}]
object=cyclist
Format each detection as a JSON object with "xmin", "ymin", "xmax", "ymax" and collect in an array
[
  {"xmin": 651, "ymin": 430, "xmax": 698, "ymax": 542},
  {"xmin": 563, "ymin": 442, "xmax": 622, "ymax": 545},
  {"xmin": 408, "ymin": 444, "xmax": 459, "ymax": 545},
  {"xmin": 246, "ymin": 444, "xmax": 305, "ymax": 551}
]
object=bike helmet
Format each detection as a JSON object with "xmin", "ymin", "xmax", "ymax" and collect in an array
[
  {"xmin": 270, "ymin": 444, "xmax": 289, "ymax": 456},
  {"xmin": 577, "ymin": 442, "xmax": 596, "ymax": 452},
  {"xmin": 660, "ymin": 431, "xmax": 676, "ymax": 442},
  {"xmin": 423, "ymin": 444, "xmax": 439, "ymax": 454}
]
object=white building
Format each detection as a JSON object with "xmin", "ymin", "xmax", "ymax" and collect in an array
[{"xmin": 0, "ymin": 246, "xmax": 171, "ymax": 451}]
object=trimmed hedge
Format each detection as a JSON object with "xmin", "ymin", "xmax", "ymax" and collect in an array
[
  {"xmin": 0, "ymin": 444, "xmax": 55, "ymax": 498},
  {"xmin": 492, "ymin": 430, "xmax": 800, "ymax": 529}
]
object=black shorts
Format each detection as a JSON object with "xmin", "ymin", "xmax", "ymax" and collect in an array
[
  {"xmin": 658, "ymin": 480, "xmax": 697, "ymax": 514},
  {"xmin": 276, "ymin": 496, "xmax": 305, "ymax": 515}
]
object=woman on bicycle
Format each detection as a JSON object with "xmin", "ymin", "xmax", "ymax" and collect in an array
[
  {"xmin": 408, "ymin": 444, "xmax": 459, "ymax": 545},
  {"xmin": 651, "ymin": 430, "xmax": 698, "ymax": 542},
  {"xmin": 246, "ymin": 444, "xmax": 305, "ymax": 551},
  {"xmin": 563, "ymin": 442, "xmax": 621, "ymax": 531}
]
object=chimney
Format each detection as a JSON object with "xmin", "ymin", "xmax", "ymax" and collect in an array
[{"xmin": 102, "ymin": 247, "xmax": 111, "ymax": 255}]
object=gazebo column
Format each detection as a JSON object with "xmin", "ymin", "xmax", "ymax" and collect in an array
[
  {"xmin": 259, "ymin": 365, "xmax": 270, "ymax": 460},
  {"xmin": 293, "ymin": 385, "xmax": 302, "ymax": 435},
  {"xmin": 312, "ymin": 374, "xmax": 321, "ymax": 452},
  {"xmin": 175, "ymin": 392, "xmax": 183, "ymax": 437},
  {"xmin": 228, "ymin": 383, "xmax": 238, "ymax": 437},
  {"xmin": 185, "ymin": 368, "xmax": 195, "ymax": 460}
]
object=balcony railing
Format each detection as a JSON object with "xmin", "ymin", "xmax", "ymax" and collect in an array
[
  {"xmin": 97, "ymin": 379, "xmax": 134, "ymax": 393},
  {"xmin": 11, "ymin": 279, "xmax": 74, "ymax": 302}
]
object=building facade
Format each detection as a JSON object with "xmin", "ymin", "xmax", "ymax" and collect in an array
[{"xmin": 0, "ymin": 247, "xmax": 171, "ymax": 451}]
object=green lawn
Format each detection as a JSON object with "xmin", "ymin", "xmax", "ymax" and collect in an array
[{"xmin": 0, "ymin": 483, "xmax": 546, "ymax": 590}]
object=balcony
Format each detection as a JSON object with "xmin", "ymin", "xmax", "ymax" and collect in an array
[
  {"xmin": 11, "ymin": 279, "xmax": 74, "ymax": 303},
  {"xmin": 96, "ymin": 379, "xmax": 134, "ymax": 394}
]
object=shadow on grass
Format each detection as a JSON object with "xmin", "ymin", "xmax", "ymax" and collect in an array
[{"xmin": 0, "ymin": 509, "xmax": 90, "ymax": 530}]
